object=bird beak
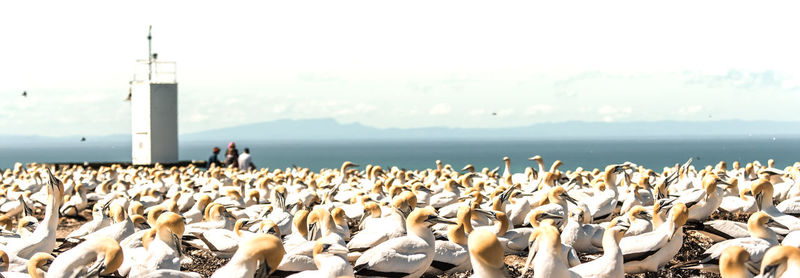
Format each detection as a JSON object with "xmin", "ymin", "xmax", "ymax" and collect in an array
[
  {"xmin": 522, "ymin": 239, "xmax": 537, "ymax": 277},
  {"xmin": 542, "ymin": 212, "xmax": 563, "ymax": 220},
  {"xmin": 616, "ymin": 218, "xmax": 631, "ymax": 229},
  {"xmin": 472, "ymin": 208, "xmax": 497, "ymax": 220},
  {"xmin": 426, "ymin": 215, "xmax": 456, "ymax": 225},
  {"xmin": 755, "ymin": 193, "xmax": 763, "ymax": 211},
  {"xmin": 562, "ymin": 193, "xmax": 578, "ymax": 205},
  {"xmin": 761, "ymin": 263, "xmax": 779, "ymax": 278},
  {"xmin": 326, "ymin": 243, "xmax": 349, "ymax": 255}
]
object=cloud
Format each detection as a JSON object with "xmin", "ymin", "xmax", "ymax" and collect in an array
[
  {"xmin": 677, "ymin": 105, "xmax": 703, "ymax": 115},
  {"xmin": 332, "ymin": 103, "xmax": 376, "ymax": 116},
  {"xmin": 596, "ymin": 105, "xmax": 633, "ymax": 122},
  {"xmin": 597, "ymin": 105, "xmax": 632, "ymax": 115},
  {"xmin": 554, "ymin": 72, "xmax": 603, "ymax": 97},
  {"xmin": 495, "ymin": 108, "xmax": 515, "ymax": 116},
  {"xmin": 429, "ymin": 103, "xmax": 452, "ymax": 115},
  {"xmin": 271, "ymin": 104, "xmax": 288, "ymax": 114},
  {"xmin": 469, "ymin": 108, "xmax": 486, "ymax": 116},
  {"xmin": 187, "ymin": 112, "xmax": 210, "ymax": 123},
  {"xmin": 683, "ymin": 70, "xmax": 790, "ymax": 90},
  {"xmin": 524, "ymin": 105, "xmax": 555, "ymax": 115}
]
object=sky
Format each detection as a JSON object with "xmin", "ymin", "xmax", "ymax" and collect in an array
[{"xmin": 1, "ymin": 1, "xmax": 800, "ymax": 136}]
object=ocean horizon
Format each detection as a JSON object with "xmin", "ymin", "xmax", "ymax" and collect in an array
[{"xmin": 2, "ymin": 137, "xmax": 798, "ymax": 171}]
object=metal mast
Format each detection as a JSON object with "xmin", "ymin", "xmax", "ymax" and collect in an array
[{"xmin": 147, "ymin": 25, "xmax": 152, "ymax": 81}]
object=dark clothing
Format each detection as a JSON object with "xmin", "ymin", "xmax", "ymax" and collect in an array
[
  {"xmin": 207, "ymin": 154, "xmax": 220, "ymax": 168},
  {"xmin": 225, "ymin": 148, "xmax": 239, "ymax": 168}
]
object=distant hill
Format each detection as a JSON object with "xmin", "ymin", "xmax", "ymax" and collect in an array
[
  {"xmin": 3, "ymin": 119, "xmax": 799, "ymax": 145},
  {"xmin": 179, "ymin": 118, "xmax": 800, "ymax": 142}
]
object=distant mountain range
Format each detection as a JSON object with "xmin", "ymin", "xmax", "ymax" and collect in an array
[
  {"xmin": 3, "ymin": 119, "xmax": 800, "ymax": 146},
  {"xmin": 183, "ymin": 118, "xmax": 800, "ymax": 142}
]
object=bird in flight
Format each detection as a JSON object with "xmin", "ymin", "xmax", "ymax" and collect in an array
[
  {"xmin": 80, "ymin": 137, "xmax": 86, "ymax": 142},
  {"xmin": 492, "ymin": 112, "xmax": 497, "ymax": 116},
  {"xmin": 21, "ymin": 91, "xmax": 27, "ymax": 97}
]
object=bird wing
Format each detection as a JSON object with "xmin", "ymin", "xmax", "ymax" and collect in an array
[
  {"xmin": 620, "ymin": 230, "xmax": 670, "ymax": 262},
  {"xmin": 701, "ymin": 220, "xmax": 749, "ymax": 239},
  {"xmin": 347, "ymin": 227, "xmax": 391, "ymax": 252},
  {"xmin": 704, "ymin": 238, "xmax": 772, "ymax": 263},
  {"xmin": 354, "ymin": 237, "xmax": 428, "ymax": 276}
]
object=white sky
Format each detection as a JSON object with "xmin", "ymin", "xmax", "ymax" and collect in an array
[{"xmin": 1, "ymin": 1, "xmax": 800, "ymax": 136}]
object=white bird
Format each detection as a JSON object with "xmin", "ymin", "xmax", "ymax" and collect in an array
[
  {"xmin": 0, "ymin": 252, "xmax": 53, "ymax": 278},
  {"xmin": 468, "ymin": 229, "xmax": 509, "ymax": 278},
  {"xmin": 569, "ymin": 221, "xmax": 630, "ymax": 278},
  {"xmin": 681, "ymin": 212, "xmax": 778, "ymax": 274},
  {"xmin": 753, "ymin": 179, "xmax": 800, "ymax": 230},
  {"xmin": 426, "ymin": 214, "xmax": 471, "ymax": 276},
  {"xmin": 522, "ymin": 219, "xmax": 574, "ymax": 278},
  {"xmin": 759, "ymin": 245, "xmax": 800, "ymax": 278},
  {"xmin": 210, "ymin": 234, "xmax": 286, "ymax": 278},
  {"xmin": 620, "ymin": 202, "xmax": 689, "ymax": 274},
  {"xmin": 128, "ymin": 212, "xmax": 185, "ymax": 277},
  {"xmin": 47, "ymin": 236, "xmax": 124, "ymax": 278},
  {"xmin": 286, "ymin": 240, "xmax": 354, "ymax": 278},
  {"xmin": 80, "ymin": 203, "xmax": 136, "ymax": 242},
  {"xmin": 6, "ymin": 170, "xmax": 63, "ymax": 265},
  {"xmin": 718, "ymin": 246, "xmax": 753, "ymax": 278},
  {"xmin": 183, "ymin": 218, "xmax": 251, "ymax": 258},
  {"xmin": 347, "ymin": 198, "xmax": 408, "ymax": 253},
  {"xmin": 676, "ymin": 174, "xmax": 727, "ymax": 222},
  {"xmin": 429, "ymin": 180, "xmax": 461, "ymax": 209},
  {"xmin": 353, "ymin": 207, "xmax": 455, "ymax": 278},
  {"xmin": 65, "ymin": 202, "xmax": 111, "ymax": 239}
]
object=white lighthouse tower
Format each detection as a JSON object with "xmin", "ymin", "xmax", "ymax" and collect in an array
[{"xmin": 130, "ymin": 26, "xmax": 178, "ymax": 165}]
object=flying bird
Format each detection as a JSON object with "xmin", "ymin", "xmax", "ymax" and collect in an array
[
  {"xmin": 80, "ymin": 137, "xmax": 86, "ymax": 142},
  {"xmin": 21, "ymin": 91, "xmax": 27, "ymax": 97},
  {"xmin": 492, "ymin": 112, "xmax": 497, "ymax": 116}
]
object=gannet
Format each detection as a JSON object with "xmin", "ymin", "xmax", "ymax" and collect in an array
[
  {"xmin": 682, "ymin": 212, "xmax": 778, "ymax": 274},
  {"xmin": 285, "ymin": 240, "xmax": 354, "ymax": 278},
  {"xmin": 47, "ymin": 236, "xmax": 124, "ymax": 277},
  {"xmin": 759, "ymin": 245, "xmax": 800, "ymax": 278},
  {"xmin": 522, "ymin": 219, "xmax": 574, "ymax": 278},
  {"xmin": 426, "ymin": 221, "xmax": 471, "ymax": 275},
  {"xmin": 353, "ymin": 207, "xmax": 455, "ymax": 278},
  {"xmin": 753, "ymin": 179, "xmax": 800, "ymax": 230},
  {"xmin": 210, "ymin": 234, "xmax": 286, "ymax": 278},
  {"xmin": 128, "ymin": 212, "xmax": 185, "ymax": 277},
  {"xmin": 569, "ymin": 221, "xmax": 630, "ymax": 278},
  {"xmin": 718, "ymin": 246, "xmax": 753, "ymax": 278},
  {"xmin": 468, "ymin": 229, "xmax": 509, "ymax": 278},
  {"xmin": 0, "ymin": 252, "xmax": 53, "ymax": 278},
  {"xmin": 620, "ymin": 202, "xmax": 689, "ymax": 273},
  {"xmin": 6, "ymin": 170, "xmax": 63, "ymax": 264}
]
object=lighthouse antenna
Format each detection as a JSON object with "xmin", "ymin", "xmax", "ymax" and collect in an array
[{"xmin": 147, "ymin": 25, "xmax": 152, "ymax": 81}]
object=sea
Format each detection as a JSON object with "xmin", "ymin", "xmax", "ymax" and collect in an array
[{"xmin": 2, "ymin": 137, "xmax": 799, "ymax": 172}]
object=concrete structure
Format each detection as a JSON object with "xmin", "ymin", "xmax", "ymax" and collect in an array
[{"xmin": 130, "ymin": 26, "xmax": 179, "ymax": 165}]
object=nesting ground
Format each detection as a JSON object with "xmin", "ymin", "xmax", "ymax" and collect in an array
[{"xmin": 42, "ymin": 204, "xmax": 753, "ymax": 278}]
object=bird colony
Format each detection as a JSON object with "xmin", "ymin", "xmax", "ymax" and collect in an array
[{"xmin": 1, "ymin": 156, "xmax": 800, "ymax": 278}]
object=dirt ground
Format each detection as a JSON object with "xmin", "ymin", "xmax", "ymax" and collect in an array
[{"xmin": 45, "ymin": 208, "xmax": 750, "ymax": 278}]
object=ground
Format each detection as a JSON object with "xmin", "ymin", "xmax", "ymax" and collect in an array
[{"xmin": 44, "ymin": 208, "xmax": 751, "ymax": 278}]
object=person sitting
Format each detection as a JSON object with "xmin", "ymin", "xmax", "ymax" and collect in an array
[
  {"xmin": 238, "ymin": 148, "xmax": 256, "ymax": 171},
  {"xmin": 225, "ymin": 142, "xmax": 239, "ymax": 168},
  {"xmin": 207, "ymin": 147, "xmax": 221, "ymax": 168}
]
